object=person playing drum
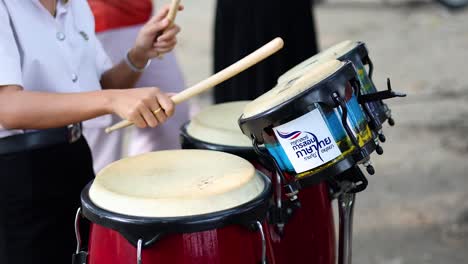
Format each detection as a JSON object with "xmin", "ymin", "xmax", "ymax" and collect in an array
[{"xmin": 0, "ymin": 0, "xmax": 182, "ymax": 263}]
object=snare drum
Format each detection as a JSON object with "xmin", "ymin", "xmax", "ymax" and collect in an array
[
  {"xmin": 77, "ymin": 150, "xmax": 272, "ymax": 264},
  {"xmin": 180, "ymin": 102, "xmax": 336, "ymax": 264},
  {"xmin": 240, "ymin": 60, "xmax": 376, "ymax": 186},
  {"xmin": 278, "ymin": 40, "xmax": 391, "ymax": 140}
]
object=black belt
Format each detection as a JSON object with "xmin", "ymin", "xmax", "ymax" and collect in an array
[{"xmin": 0, "ymin": 123, "xmax": 82, "ymax": 156}]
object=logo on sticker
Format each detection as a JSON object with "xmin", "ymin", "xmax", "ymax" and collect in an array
[
  {"xmin": 277, "ymin": 130, "xmax": 336, "ymax": 162},
  {"xmin": 272, "ymin": 109, "xmax": 342, "ymax": 173}
]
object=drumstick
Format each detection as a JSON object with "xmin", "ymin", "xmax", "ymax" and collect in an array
[
  {"xmin": 157, "ymin": 0, "xmax": 181, "ymax": 59},
  {"xmin": 105, "ymin": 37, "xmax": 284, "ymax": 134}
]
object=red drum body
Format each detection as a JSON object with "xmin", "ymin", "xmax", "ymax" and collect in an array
[
  {"xmin": 88, "ymin": 223, "xmax": 266, "ymax": 264},
  {"xmin": 265, "ymin": 184, "xmax": 335, "ymax": 264},
  {"xmin": 180, "ymin": 101, "xmax": 336, "ymax": 264}
]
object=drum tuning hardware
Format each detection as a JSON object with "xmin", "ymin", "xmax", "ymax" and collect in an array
[
  {"xmin": 365, "ymin": 55, "xmax": 374, "ymax": 80},
  {"xmin": 375, "ymin": 145, "xmax": 384, "ymax": 155},
  {"xmin": 363, "ymin": 161, "xmax": 375, "ymax": 175},
  {"xmin": 378, "ymin": 132, "xmax": 386, "ymax": 143},
  {"xmin": 255, "ymin": 221, "xmax": 267, "ymax": 264},
  {"xmin": 72, "ymin": 208, "xmax": 88, "ymax": 264},
  {"xmin": 332, "ymin": 93, "xmax": 363, "ymax": 155},
  {"xmin": 137, "ymin": 239, "xmax": 143, "ymax": 264},
  {"xmin": 388, "ymin": 117, "xmax": 395, "ymax": 126}
]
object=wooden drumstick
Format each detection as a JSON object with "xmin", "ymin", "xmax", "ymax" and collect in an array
[
  {"xmin": 105, "ymin": 37, "xmax": 284, "ymax": 134},
  {"xmin": 157, "ymin": 0, "xmax": 181, "ymax": 59}
]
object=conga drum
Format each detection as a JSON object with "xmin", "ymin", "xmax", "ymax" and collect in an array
[
  {"xmin": 75, "ymin": 150, "xmax": 272, "ymax": 264},
  {"xmin": 180, "ymin": 101, "xmax": 336, "ymax": 264},
  {"xmin": 240, "ymin": 59, "xmax": 376, "ymax": 189},
  {"xmin": 278, "ymin": 40, "xmax": 393, "ymax": 145}
]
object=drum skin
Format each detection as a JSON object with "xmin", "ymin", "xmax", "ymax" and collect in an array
[{"xmin": 88, "ymin": 223, "xmax": 270, "ymax": 264}]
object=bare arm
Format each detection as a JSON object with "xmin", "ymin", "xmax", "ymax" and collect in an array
[{"xmin": 0, "ymin": 85, "xmax": 174, "ymax": 130}]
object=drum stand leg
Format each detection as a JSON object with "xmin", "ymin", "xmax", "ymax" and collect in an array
[{"xmin": 337, "ymin": 190, "xmax": 356, "ymax": 264}]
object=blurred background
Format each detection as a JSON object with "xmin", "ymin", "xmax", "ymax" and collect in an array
[{"xmin": 170, "ymin": 0, "xmax": 468, "ymax": 263}]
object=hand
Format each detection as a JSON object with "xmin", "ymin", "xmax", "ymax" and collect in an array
[
  {"xmin": 108, "ymin": 88, "xmax": 175, "ymax": 128},
  {"xmin": 130, "ymin": 4, "xmax": 184, "ymax": 67}
]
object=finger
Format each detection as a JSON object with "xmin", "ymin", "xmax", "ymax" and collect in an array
[
  {"xmin": 154, "ymin": 39, "xmax": 177, "ymax": 49},
  {"xmin": 155, "ymin": 92, "xmax": 175, "ymax": 117},
  {"xmin": 157, "ymin": 26, "xmax": 180, "ymax": 42},
  {"xmin": 130, "ymin": 110, "xmax": 147, "ymax": 129},
  {"xmin": 154, "ymin": 107, "xmax": 168, "ymax": 124},
  {"xmin": 146, "ymin": 18, "xmax": 171, "ymax": 36},
  {"xmin": 145, "ymin": 96, "xmax": 162, "ymax": 114},
  {"xmin": 151, "ymin": 4, "xmax": 171, "ymax": 23},
  {"xmin": 139, "ymin": 104, "xmax": 159, "ymax": 128}
]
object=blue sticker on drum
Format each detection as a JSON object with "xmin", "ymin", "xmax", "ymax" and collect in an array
[{"xmin": 273, "ymin": 109, "xmax": 342, "ymax": 173}]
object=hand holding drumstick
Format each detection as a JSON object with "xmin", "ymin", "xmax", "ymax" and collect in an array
[
  {"xmin": 106, "ymin": 37, "xmax": 285, "ymax": 133},
  {"xmin": 129, "ymin": 1, "xmax": 183, "ymax": 67}
]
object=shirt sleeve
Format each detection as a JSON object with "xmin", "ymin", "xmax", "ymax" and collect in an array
[
  {"xmin": 0, "ymin": 2, "xmax": 23, "ymax": 87},
  {"xmin": 95, "ymin": 37, "xmax": 113, "ymax": 77}
]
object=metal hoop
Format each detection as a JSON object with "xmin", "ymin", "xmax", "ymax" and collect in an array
[
  {"xmin": 256, "ymin": 221, "xmax": 267, "ymax": 264},
  {"xmin": 137, "ymin": 238, "xmax": 143, "ymax": 264}
]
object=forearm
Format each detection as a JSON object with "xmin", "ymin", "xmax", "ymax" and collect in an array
[
  {"xmin": 100, "ymin": 48, "xmax": 147, "ymax": 89},
  {"xmin": 0, "ymin": 86, "xmax": 114, "ymax": 129}
]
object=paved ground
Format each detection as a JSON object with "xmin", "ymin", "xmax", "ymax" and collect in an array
[{"xmin": 173, "ymin": 0, "xmax": 468, "ymax": 263}]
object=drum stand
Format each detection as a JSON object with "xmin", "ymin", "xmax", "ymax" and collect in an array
[
  {"xmin": 330, "ymin": 166, "xmax": 368, "ymax": 264},
  {"xmin": 337, "ymin": 186, "xmax": 356, "ymax": 264}
]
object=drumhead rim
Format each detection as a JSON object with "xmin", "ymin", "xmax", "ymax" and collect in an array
[{"xmin": 181, "ymin": 122, "xmax": 254, "ymax": 151}]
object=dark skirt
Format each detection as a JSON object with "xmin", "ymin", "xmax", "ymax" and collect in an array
[
  {"xmin": 0, "ymin": 137, "xmax": 95, "ymax": 264},
  {"xmin": 213, "ymin": 0, "xmax": 319, "ymax": 103}
]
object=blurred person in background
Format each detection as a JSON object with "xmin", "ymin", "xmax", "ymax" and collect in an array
[
  {"xmin": 213, "ymin": 0, "xmax": 319, "ymax": 103},
  {"xmin": 86, "ymin": 0, "xmax": 189, "ymax": 172},
  {"xmin": 0, "ymin": 1, "xmax": 180, "ymax": 263}
]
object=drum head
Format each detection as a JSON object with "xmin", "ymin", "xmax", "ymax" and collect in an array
[
  {"xmin": 89, "ymin": 150, "xmax": 265, "ymax": 217},
  {"xmin": 278, "ymin": 40, "xmax": 359, "ymax": 85},
  {"xmin": 243, "ymin": 60, "xmax": 344, "ymax": 119},
  {"xmin": 186, "ymin": 101, "xmax": 252, "ymax": 147}
]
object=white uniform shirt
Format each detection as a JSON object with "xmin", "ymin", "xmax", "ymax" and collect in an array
[{"xmin": 0, "ymin": 0, "xmax": 113, "ymax": 138}]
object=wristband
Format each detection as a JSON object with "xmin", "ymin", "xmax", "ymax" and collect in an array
[{"xmin": 125, "ymin": 50, "xmax": 151, "ymax": 73}]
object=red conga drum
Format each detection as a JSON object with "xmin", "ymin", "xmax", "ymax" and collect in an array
[
  {"xmin": 76, "ymin": 150, "xmax": 273, "ymax": 264},
  {"xmin": 180, "ymin": 101, "xmax": 336, "ymax": 264}
]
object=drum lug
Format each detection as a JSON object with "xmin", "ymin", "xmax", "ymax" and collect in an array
[
  {"xmin": 137, "ymin": 239, "xmax": 143, "ymax": 264},
  {"xmin": 268, "ymin": 197, "xmax": 301, "ymax": 227},
  {"xmin": 255, "ymin": 221, "xmax": 268, "ymax": 264},
  {"xmin": 284, "ymin": 182, "xmax": 300, "ymax": 201},
  {"xmin": 72, "ymin": 208, "xmax": 88, "ymax": 264}
]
